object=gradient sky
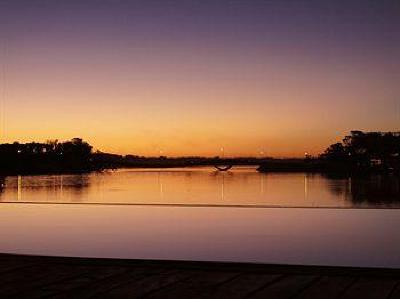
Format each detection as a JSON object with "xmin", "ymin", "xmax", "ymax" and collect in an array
[{"xmin": 0, "ymin": 0, "xmax": 399, "ymax": 157}]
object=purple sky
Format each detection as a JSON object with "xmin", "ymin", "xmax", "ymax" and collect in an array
[{"xmin": 0, "ymin": 0, "xmax": 399, "ymax": 156}]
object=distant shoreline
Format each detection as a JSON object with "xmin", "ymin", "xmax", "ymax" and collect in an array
[
  {"xmin": 0, "ymin": 158, "xmax": 398, "ymax": 177},
  {"xmin": 1, "ymin": 131, "xmax": 399, "ymax": 176}
]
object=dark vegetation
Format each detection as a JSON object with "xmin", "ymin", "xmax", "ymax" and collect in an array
[
  {"xmin": 258, "ymin": 131, "xmax": 400, "ymax": 174},
  {"xmin": 0, "ymin": 138, "xmax": 94, "ymax": 175},
  {"xmin": 0, "ymin": 138, "xmax": 269, "ymax": 175},
  {"xmin": 1, "ymin": 131, "xmax": 399, "ymax": 175},
  {"xmin": 320, "ymin": 131, "xmax": 400, "ymax": 172}
]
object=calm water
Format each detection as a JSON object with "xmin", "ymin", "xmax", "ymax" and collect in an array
[
  {"xmin": 0, "ymin": 205, "xmax": 400, "ymax": 268},
  {"xmin": 0, "ymin": 167, "xmax": 399, "ymax": 208},
  {"xmin": 1, "ymin": 167, "xmax": 400, "ymax": 268}
]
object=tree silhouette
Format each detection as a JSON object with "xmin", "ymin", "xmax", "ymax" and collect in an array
[
  {"xmin": 321, "ymin": 131, "xmax": 400, "ymax": 172},
  {"xmin": 0, "ymin": 138, "xmax": 95, "ymax": 175}
]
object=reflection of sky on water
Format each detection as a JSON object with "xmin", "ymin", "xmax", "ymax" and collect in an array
[
  {"xmin": 1, "ymin": 168, "xmax": 399, "ymax": 267},
  {"xmin": 0, "ymin": 167, "xmax": 399, "ymax": 208},
  {"xmin": 1, "ymin": 204, "xmax": 400, "ymax": 268}
]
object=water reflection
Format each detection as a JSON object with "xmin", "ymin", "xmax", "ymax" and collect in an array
[
  {"xmin": 18, "ymin": 176, "xmax": 22, "ymax": 201},
  {"xmin": 0, "ymin": 174, "xmax": 91, "ymax": 203},
  {"xmin": 0, "ymin": 176, "xmax": 5, "ymax": 193},
  {"xmin": 0, "ymin": 167, "xmax": 399, "ymax": 208},
  {"xmin": 1, "ymin": 205, "xmax": 400, "ymax": 268},
  {"xmin": 323, "ymin": 174, "xmax": 400, "ymax": 206}
]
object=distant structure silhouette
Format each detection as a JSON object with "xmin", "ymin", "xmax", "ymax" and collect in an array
[
  {"xmin": 214, "ymin": 165, "xmax": 233, "ymax": 171},
  {"xmin": 213, "ymin": 147, "xmax": 233, "ymax": 171}
]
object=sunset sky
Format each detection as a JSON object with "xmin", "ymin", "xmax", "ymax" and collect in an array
[{"xmin": 0, "ymin": 0, "xmax": 399, "ymax": 157}]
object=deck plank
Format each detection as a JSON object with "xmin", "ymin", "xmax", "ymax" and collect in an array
[
  {"xmin": 389, "ymin": 283, "xmax": 400, "ymax": 299},
  {"xmin": 249, "ymin": 275, "xmax": 319, "ymax": 299},
  {"xmin": 295, "ymin": 276, "xmax": 356, "ymax": 299},
  {"xmin": 24, "ymin": 266, "xmax": 128, "ymax": 298},
  {"xmin": 0, "ymin": 264, "xmax": 98, "ymax": 297},
  {"xmin": 51, "ymin": 267, "xmax": 169, "ymax": 298},
  {"xmin": 0, "ymin": 254, "xmax": 400, "ymax": 299},
  {"xmin": 341, "ymin": 277, "xmax": 399, "ymax": 299},
  {"xmin": 0, "ymin": 260, "xmax": 37, "ymax": 275},
  {"xmin": 102, "ymin": 270, "xmax": 197, "ymax": 298},
  {"xmin": 145, "ymin": 271, "xmax": 239, "ymax": 298},
  {"xmin": 193, "ymin": 273, "xmax": 283, "ymax": 299}
]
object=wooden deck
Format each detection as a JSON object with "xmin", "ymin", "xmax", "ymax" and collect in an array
[{"xmin": 1, "ymin": 254, "xmax": 400, "ymax": 298}]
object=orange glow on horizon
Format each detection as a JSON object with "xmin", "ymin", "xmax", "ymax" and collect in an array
[{"xmin": 1, "ymin": 2, "xmax": 398, "ymax": 157}]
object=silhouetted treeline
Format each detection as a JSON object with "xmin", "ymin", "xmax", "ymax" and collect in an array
[
  {"xmin": 258, "ymin": 131, "xmax": 400, "ymax": 174},
  {"xmin": 0, "ymin": 138, "xmax": 94, "ymax": 175},
  {"xmin": 320, "ymin": 131, "xmax": 400, "ymax": 173},
  {"xmin": 0, "ymin": 138, "xmax": 271, "ymax": 175},
  {"xmin": 3, "ymin": 130, "xmax": 399, "ymax": 175}
]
